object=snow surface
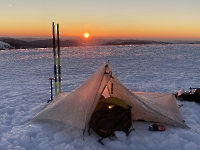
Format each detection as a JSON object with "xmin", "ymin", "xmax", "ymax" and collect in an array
[
  {"xmin": 0, "ymin": 44, "xmax": 200, "ymax": 150},
  {"xmin": 0, "ymin": 41, "xmax": 13, "ymax": 50}
]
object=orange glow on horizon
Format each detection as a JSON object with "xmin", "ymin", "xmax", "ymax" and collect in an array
[
  {"xmin": 1, "ymin": 1, "xmax": 200, "ymax": 41},
  {"xmin": 1, "ymin": 23, "xmax": 200, "ymax": 40},
  {"xmin": 84, "ymin": 32, "xmax": 89, "ymax": 38}
]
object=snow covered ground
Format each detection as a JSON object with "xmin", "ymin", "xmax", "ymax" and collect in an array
[{"xmin": 0, "ymin": 44, "xmax": 200, "ymax": 150}]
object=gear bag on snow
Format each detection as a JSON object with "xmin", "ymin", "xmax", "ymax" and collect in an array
[{"xmin": 88, "ymin": 104, "xmax": 133, "ymax": 145}]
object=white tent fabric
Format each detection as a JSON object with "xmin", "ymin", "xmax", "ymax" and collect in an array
[{"xmin": 33, "ymin": 61, "xmax": 188, "ymax": 130}]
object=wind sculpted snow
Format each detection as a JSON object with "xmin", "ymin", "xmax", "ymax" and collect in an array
[{"xmin": 0, "ymin": 44, "xmax": 200, "ymax": 150}]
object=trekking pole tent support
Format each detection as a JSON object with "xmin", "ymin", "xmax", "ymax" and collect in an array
[{"xmin": 49, "ymin": 22, "xmax": 62, "ymax": 102}]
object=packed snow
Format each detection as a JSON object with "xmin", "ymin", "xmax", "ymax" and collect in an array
[
  {"xmin": 0, "ymin": 41, "xmax": 14, "ymax": 50},
  {"xmin": 0, "ymin": 44, "xmax": 200, "ymax": 150}
]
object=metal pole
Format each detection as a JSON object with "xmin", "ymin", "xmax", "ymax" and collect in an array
[
  {"xmin": 48, "ymin": 78, "xmax": 54, "ymax": 102},
  {"xmin": 57, "ymin": 24, "xmax": 61, "ymax": 94},
  {"xmin": 52, "ymin": 22, "xmax": 58, "ymax": 96}
]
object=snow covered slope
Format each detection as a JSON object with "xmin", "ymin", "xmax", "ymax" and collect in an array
[
  {"xmin": 0, "ymin": 41, "xmax": 14, "ymax": 50},
  {"xmin": 0, "ymin": 45, "xmax": 200, "ymax": 150}
]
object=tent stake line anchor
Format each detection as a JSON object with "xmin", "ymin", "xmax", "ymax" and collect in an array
[{"xmin": 48, "ymin": 78, "xmax": 54, "ymax": 102}]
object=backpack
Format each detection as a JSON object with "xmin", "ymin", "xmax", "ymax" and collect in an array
[{"xmin": 88, "ymin": 105, "xmax": 133, "ymax": 145}]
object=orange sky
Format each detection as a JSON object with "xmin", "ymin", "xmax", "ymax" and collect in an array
[{"xmin": 1, "ymin": 0, "xmax": 200, "ymax": 40}]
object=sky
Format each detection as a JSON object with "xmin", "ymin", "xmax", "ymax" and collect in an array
[{"xmin": 1, "ymin": 0, "xmax": 200, "ymax": 40}]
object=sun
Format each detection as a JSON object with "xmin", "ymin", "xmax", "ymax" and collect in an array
[{"xmin": 84, "ymin": 32, "xmax": 89, "ymax": 38}]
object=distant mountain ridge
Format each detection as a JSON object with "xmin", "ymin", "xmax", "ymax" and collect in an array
[
  {"xmin": 0, "ymin": 40, "xmax": 14, "ymax": 50},
  {"xmin": 101, "ymin": 39, "xmax": 169, "ymax": 45},
  {"xmin": 0, "ymin": 38, "xmax": 80, "ymax": 49},
  {"xmin": 1, "ymin": 37, "xmax": 200, "ymax": 50}
]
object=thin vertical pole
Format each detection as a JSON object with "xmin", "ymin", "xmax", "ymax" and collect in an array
[
  {"xmin": 52, "ymin": 22, "xmax": 58, "ymax": 96},
  {"xmin": 50, "ymin": 78, "xmax": 53, "ymax": 100},
  {"xmin": 48, "ymin": 78, "xmax": 54, "ymax": 102},
  {"xmin": 57, "ymin": 24, "xmax": 61, "ymax": 94}
]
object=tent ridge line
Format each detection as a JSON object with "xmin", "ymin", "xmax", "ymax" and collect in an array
[{"xmin": 83, "ymin": 62, "xmax": 111, "ymax": 132}]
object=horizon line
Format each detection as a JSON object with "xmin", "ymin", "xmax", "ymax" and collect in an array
[{"xmin": 1, "ymin": 36, "xmax": 200, "ymax": 42}]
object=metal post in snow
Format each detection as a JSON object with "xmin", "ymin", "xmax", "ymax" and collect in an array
[
  {"xmin": 57, "ymin": 24, "xmax": 61, "ymax": 94},
  {"xmin": 52, "ymin": 22, "xmax": 58, "ymax": 96},
  {"xmin": 48, "ymin": 78, "xmax": 54, "ymax": 102}
]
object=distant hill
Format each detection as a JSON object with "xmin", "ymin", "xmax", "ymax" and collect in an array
[
  {"xmin": 0, "ymin": 40, "xmax": 14, "ymax": 50},
  {"xmin": 167, "ymin": 40, "xmax": 200, "ymax": 44},
  {"xmin": 0, "ymin": 38, "xmax": 31, "ymax": 49},
  {"xmin": 0, "ymin": 37, "xmax": 200, "ymax": 50},
  {"xmin": 101, "ymin": 39, "xmax": 169, "ymax": 45},
  {"xmin": 0, "ymin": 37, "xmax": 86, "ymax": 49}
]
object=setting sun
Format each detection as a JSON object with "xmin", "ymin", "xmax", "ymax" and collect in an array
[{"xmin": 84, "ymin": 32, "xmax": 89, "ymax": 38}]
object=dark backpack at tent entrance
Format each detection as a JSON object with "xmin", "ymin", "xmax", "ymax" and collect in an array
[{"xmin": 88, "ymin": 97, "xmax": 133, "ymax": 145}]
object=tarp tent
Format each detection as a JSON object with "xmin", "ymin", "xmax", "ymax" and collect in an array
[{"xmin": 33, "ymin": 61, "xmax": 188, "ymax": 131}]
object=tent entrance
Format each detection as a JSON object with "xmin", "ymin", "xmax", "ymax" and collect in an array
[{"xmin": 93, "ymin": 97, "xmax": 129, "ymax": 115}]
